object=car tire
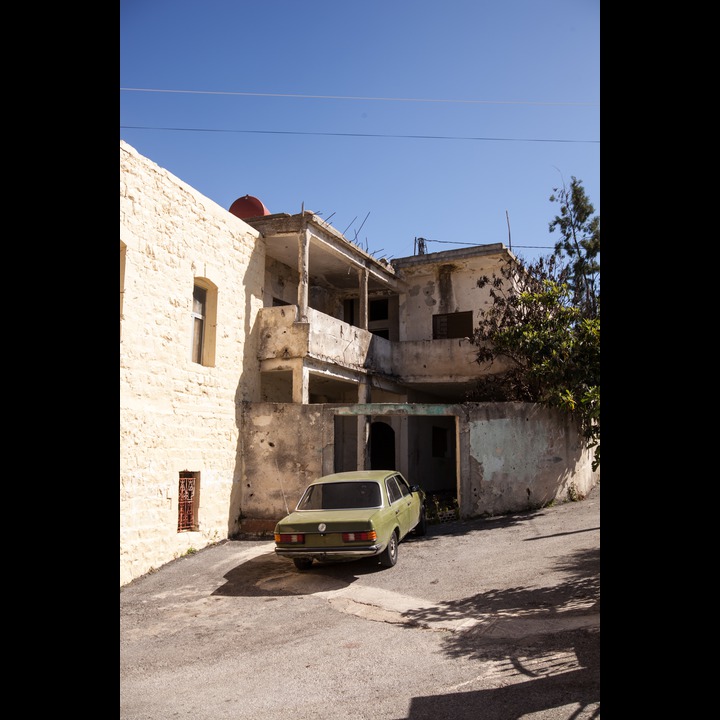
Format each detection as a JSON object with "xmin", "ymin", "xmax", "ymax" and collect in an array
[
  {"xmin": 293, "ymin": 558, "xmax": 313, "ymax": 571},
  {"xmin": 379, "ymin": 530, "xmax": 398, "ymax": 567},
  {"xmin": 414, "ymin": 506, "xmax": 427, "ymax": 536}
]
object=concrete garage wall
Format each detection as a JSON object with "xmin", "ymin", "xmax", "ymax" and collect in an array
[
  {"xmin": 237, "ymin": 403, "xmax": 333, "ymax": 533},
  {"xmin": 236, "ymin": 401, "xmax": 598, "ymax": 535},
  {"xmin": 461, "ymin": 402, "xmax": 598, "ymax": 517}
]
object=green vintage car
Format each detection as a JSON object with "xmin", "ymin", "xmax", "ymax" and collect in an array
[{"xmin": 274, "ymin": 470, "xmax": 427, "ymax": 570}]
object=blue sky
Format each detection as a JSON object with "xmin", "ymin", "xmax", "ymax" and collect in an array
[{"xmin": 120, "ymin": 0, "xmax": 599, "ymax": 266}]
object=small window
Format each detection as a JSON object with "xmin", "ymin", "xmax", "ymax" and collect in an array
[
  {"xmin": 432, "ymin": 311, "xmax": 473, "ymax": 340},
  {"xmin": 178, "ymin": 471, "xmax": 200, "ymax": 532},
  {"xmin": 191, "ymin": 279, "xmax": 218, "ymax": 366},
  {"xmin": 192, "ymin": 286, "xmax": 207, "ymax": 364}
]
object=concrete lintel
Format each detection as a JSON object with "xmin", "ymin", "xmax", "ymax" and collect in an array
[{"xmin": 334, "ymin": 403, "xmax": 463, "ymax": 416}]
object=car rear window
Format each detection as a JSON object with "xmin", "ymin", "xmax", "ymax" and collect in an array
[{"xmin": 297, "ymin": 481, "xmax": 382, "ymax": 510}]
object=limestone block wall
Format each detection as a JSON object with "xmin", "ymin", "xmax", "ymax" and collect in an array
[{"xmin": 120, "ymin": 140, "xmax": 265, "ymax": 586}]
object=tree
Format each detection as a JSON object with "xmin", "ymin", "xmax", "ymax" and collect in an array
[
  {"xmin": 548, "ymin": 174, "xmax": 600, "ymax": 318},
  {"xmin": 469, "ymin": 179, "xmax": 600, "ymax": 470}
]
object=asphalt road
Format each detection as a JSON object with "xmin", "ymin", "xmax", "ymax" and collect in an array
[{"xmin": 120, "ymin": 484, "xmax": 600, "ymax": 720}]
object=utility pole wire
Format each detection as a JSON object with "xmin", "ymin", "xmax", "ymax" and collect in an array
[
  {"xmin": 120, "ymin": 125, "xmax": 598, "ymax": 144},
  {"xmin": 120, "ymin": 87, "xmax": 599, "ymax": 107}
]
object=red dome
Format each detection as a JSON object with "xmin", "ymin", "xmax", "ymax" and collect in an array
[{"xmin": 229, "ymin": 195, "xmax": 271, "ymax": 219}]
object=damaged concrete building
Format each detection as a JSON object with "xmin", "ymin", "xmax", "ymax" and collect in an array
[{"xmin": 120, "ymin": 140, "xmax": 598, "ymax": 586}]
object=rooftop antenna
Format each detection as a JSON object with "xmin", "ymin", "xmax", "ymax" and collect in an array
[{"xmin": 505, "ymin": 210, "xmax": 512, "ymax": 252}]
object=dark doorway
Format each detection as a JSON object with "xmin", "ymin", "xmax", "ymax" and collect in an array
[{"xmin": 370, "ymin": 421, "xmax": 395, "ymax": 470}]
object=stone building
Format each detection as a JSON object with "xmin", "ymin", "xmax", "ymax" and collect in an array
[{"xmin": 120, "ymin": 140, "xmax": 598, "ymax": 587}]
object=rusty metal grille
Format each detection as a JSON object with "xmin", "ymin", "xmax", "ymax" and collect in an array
[{"xmin": 178, "ymin": 473, "xmax": 197, "ymax": 531}]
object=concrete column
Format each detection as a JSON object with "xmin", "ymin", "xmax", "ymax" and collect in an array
[
  {"xmin": 357, "ymin": 377, "xmax": 369, "ymax": 403},
  {"xmin": 297, "ymin": 228, "xmax": 310, "ymax": 322},
  {"xmin": 292, "ymin": 360, "xmax": 309, "ymax": 404},
  {"xmin": 456, "ymin": 411, "xmax": 469, "ymax": 519},
  {"xmin": 358, "ymin": 266, "xmax": 368, "ymax": 330},
  {"xmin": 356, "ymin": 415, "xmax": 369, "ymax": 470}
]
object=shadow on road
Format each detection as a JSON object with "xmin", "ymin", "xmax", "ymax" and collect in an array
[
  {"xmin": 404, "ymin": 662, "xmax": 600, "ymax": 719},
  {"xmin": 212, "ymin": 552, "xmax": 393, "ymax": 597}
]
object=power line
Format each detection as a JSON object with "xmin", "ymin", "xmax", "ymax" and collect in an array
[
  {"xmin": 120, "ymin": 125, "xmax": 598, "ymax": 144},
  {"xmin": 425, "ymin": 238, "xmax": 555, "ymax": 249},
  {"xmin": 120, "ymin": 87, "xmax": 599, "ymax": 107}
]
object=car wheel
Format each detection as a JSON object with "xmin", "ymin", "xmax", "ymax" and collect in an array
[
  {"xmin": 379, "ymin": 531, "xmax": 398, "ymax": 567},
  {"xmin": 414, "ymin": 506, "xmax": 427, "ymax": 536},
  {"xmin": 293, "ymin": 558, "xmax": 313, "ymax": 571}
]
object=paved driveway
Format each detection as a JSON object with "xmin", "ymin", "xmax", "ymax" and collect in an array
[{"xmin": 120, "ymin": 484, "xmax": 599, "ymax": 719}]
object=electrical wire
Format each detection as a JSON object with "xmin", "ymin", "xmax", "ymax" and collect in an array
[
  {"xmin": 120, "ymin": 87, "xmax": 599, "ymax": 107},
  {"xmin": 119, "ymin": 125, "xmax": 598, "ymax": 144}
]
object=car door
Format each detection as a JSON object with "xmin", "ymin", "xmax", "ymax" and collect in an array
[{"xmin": 386, "ymin": 474, "xmax": 415, "ymax": 539}]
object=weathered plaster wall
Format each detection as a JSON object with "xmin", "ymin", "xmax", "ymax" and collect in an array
[
  {"xmin": 263, "ymin": 257, "xmax": 299, "ymax": 307},
  {"xmin": 397, "ymin": 255, "xmax": 505, "ymax": 342},
  {"xmin": 237, "ymin": 403, "xmax": 331, "ymax": 533},
  {"xmin": 462, "ymin": 402, "xmax": 598, "ymax": 516},
  {"xmin": 392, "ymin": 337, "xmax": 513, "ymax": 382},
  {"xmin": 237, "ymin": 402, "xmax": 598, "ymax": 534},
  {"xmin": 120, "ymin": 140, "xmax": 265, "ymax": 586}
]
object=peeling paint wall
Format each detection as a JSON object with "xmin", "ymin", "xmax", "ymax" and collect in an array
[
  {"xmin": 237, "ymin": 402, "xmax": 598, "ymax": 533},
  {"xmin": 238, "ymin": 403, "xmax": 331, "ymax": 533},
  {"xmin": 463, "ymin": 403, "xmax": 598, "ymax": 516},
  {"xmin": 264, "ymin": 257, "xmax": 298, "ymax": 307},
  {"xmin": 398, "ymin": 254, "xmax": 506, "ymax": 342}
]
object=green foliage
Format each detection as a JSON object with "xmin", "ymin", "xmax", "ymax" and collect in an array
[
  {"xmin": 549, "ymin": 175, "xmax": 600, "ymax": 318},
  {"xmin": 469, "ymin": 178, "xmax": 600, "ymax": 470}
]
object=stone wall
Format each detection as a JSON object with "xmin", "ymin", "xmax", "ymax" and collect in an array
[{"xmin": 120, "ymin": 140, "xmax": 265, "ymax": 586}]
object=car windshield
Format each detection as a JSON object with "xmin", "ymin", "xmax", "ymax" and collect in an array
[{"xmin": 297, "ymin": 481, "xmax": 383, "ymax": 510}]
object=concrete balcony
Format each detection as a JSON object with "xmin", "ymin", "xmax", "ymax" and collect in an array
[
  {"xmin": 257, "ymin": 306, "xmax": 510, "ymax": 400},
  {"xmin": 257, "ymin": 305, "xmax": 389, "ymax": 373}
]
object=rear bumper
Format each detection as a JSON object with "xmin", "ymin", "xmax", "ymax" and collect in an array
[{"xmin": 275, "ymin": 544, "xmax": 384, "ymax": 560}]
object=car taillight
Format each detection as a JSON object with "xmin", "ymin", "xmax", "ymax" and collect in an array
[
  {"xmin": 275, "ymin": 533, "xmax": 305, "ymax": 544},
  {"xmin": 342, "ymin": 531, "xmax": 377, "ymax": 542}
]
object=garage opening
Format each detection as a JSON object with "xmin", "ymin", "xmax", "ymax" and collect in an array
[{"xmin": 333, "ymin": 409, "xmax": 458, "ymax": 522}]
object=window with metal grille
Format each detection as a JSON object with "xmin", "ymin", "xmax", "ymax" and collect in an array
[
  {"xmin": 178, "ymin": 471, "xmax": 199, "ymax": 532},
  {"xmin": 432, "ymin": 310, "xmax": 473, "ymax": 339}
]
